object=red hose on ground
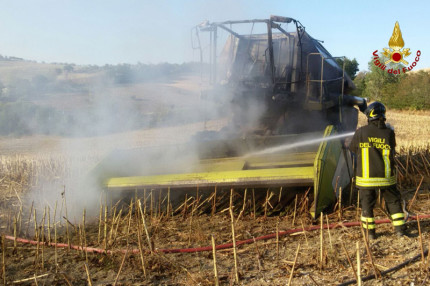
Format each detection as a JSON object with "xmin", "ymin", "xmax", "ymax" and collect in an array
[{"xmin": 3, "ymin": 215, "xmax": 430, "ymax": 255}]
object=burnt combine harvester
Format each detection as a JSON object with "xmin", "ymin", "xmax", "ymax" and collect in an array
[{"xmin": 93, "ymin": 16, "xmax": 366, "ymax": 217}]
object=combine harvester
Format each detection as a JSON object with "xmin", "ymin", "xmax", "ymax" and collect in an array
[{"xmin": 92, "ymin": 16, "xmax": 367, "ymax": 218}]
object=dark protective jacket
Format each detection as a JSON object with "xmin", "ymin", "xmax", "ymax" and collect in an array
[{"xmin": 349, "ymin": 121, "xmax": 396, "ymax": 189}]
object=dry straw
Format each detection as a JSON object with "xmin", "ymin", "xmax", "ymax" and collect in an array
[
  {"xmin": 356, "ymin": 241, "xmax": 362, "ymax": 286},
  {"xmin": 2, "ymin": 235, "xmax": 6, "ymax": 285},
  {"xmin": 211, "ymin": 235, "xmax": 219, "ymax": 286},
  {"xmin": 230, "ymin": 189, "xmax": 240, "ymax": 284},
  {"xmin": 84, "ymin": 263, "xmax": 93, "ymax": 286},
  {"xmin": 287, "ymin": 243, "xmax": 301, "ymax": 286}
]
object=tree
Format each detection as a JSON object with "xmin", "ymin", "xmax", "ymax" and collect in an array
[
  {"xmin": 108, "ymin": 64, "xmax": 135, "ymax": 84},
  {"xmin": 387, "ymin": 71, "xmax": 430, "ymax": 109},
  {"xmin": 63, "ymin": 64, "xmax": 74, "ymax": 73},
  {"xmin": 351, "ymin": 71, "xmax": 367, "ymax": 97},
  {"xmin": 336, "ymin": 57, "xmax": 359, "ymax": 80},
  {"xmin": 362, "ymin": 56, "xmax": 404, "ymax": 101}
]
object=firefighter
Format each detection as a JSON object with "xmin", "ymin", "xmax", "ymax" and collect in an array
[{"xmin": 349, "ymin": 101, "xmax": 406, "ymax": 239}]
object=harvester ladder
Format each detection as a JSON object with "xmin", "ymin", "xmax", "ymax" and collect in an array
[{"xmin": 305, "ymin": 53, "xmax": 346, "ymax": 112}]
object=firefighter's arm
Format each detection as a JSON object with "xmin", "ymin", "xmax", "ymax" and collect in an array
[
  {"xmin": 390, "ymin": 129, "xmax": 397, "ymax": 157},
  {"xmin": 348, "ymin": 129, "xmax": 359, "ymax": 154}
]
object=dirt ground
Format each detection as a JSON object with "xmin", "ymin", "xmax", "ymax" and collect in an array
[
  {"xmin": 0, "ymin": 164, "xmax": 429, "ymax": 286},
  {"xmin": 0, "ymin": 110, "xmax": 429, "ymax": 285}
]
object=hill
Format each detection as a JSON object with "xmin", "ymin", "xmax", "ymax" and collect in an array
[{"xmin": 0, "ymin": 58, "xmax": 206, "ymax": 136}]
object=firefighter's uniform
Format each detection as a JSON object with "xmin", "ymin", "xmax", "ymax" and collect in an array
[{"xmin": 349, "ymin": 103, "xmax": 405, "ymax": 237}]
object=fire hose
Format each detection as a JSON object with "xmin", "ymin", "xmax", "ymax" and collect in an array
[
  {"xmin": 3, "ymin": 215, "xmax": 430, "ymax": 254},
  {"xmin": 3, "ymin": 214, "xmax": 430, "ymax": 283}
]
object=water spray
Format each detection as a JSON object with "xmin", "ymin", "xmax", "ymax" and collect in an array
[{"xmin": 245, "ymin": 131, "xmax": 354, "ymax": 157}]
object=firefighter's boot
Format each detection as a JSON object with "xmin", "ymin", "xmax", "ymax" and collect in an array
[
  {"xmin": 395, "ymin": 225, "xmax": 408, "ymax": 237},
  {"xmin": 367, "ymin": 229, "xmax": 377, "ymax": 240}
]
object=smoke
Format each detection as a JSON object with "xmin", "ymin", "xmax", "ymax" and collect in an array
[
  {"xmin": 20, "ymin": 65, "xmax": 219, "ymax": 221},
  {"xmin": 21, "ymin": 23, "xmax": 259, "ymax": 221},
  {"xmin": 17, "ymin": 17, "xmax": 351, "ymax": 221}
]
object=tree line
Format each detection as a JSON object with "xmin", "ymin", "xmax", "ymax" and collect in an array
[{"xmin": 341, "ymin": 57, "xmax": 430, "ymax": 110}]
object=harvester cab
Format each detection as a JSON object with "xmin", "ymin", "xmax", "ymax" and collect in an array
[
  {"xmin": 93, "ymin": 16, "xmax": 366, "ymax": 218},
  {"xmin": 193, "ymin": 15, "xmax": 366, "ymax": 135}
]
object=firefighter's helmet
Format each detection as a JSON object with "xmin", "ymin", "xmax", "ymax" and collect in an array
[{"xmin": 365, "ymin": 101, "xmax": 386, "ymax": 121}]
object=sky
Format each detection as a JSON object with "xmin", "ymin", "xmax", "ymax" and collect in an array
[{"xmin": 0, "ymin": 0, "xmax": 428, "ymax": 72}]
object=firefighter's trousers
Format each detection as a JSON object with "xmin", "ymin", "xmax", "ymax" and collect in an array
[{"xmin": 359, "ymin": 186, "xmax": 405, "ymax": 231}]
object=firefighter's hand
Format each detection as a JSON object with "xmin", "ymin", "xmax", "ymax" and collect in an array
[
  {"xmin": 386, "ymin": 123, "xmax": 395, "ymax": 131},
  {"xmin": 344, "ymin": 136, "xmax": 352, "ymax": 147}
]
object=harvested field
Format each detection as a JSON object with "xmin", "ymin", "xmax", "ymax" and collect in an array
[
  {"xmin": 0, "ymin": 110, "xmax": 429, "ymax": 285},
  {"xmin": 358, "ymin": 109, "xmax": 430, "ymax": 150}
]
